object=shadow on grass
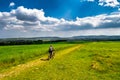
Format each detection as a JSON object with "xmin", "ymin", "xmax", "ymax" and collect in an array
[{"xmin": 40, "ymin": 58, "xmax": 49, "ymax": 61}]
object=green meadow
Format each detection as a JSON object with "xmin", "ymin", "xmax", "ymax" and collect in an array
[
  {"xmin": 0, "ymin": 43, "xmax": 75, "ymax": 72},
  {"xmin": 0, "ymin": 41, "xmax": 120, "ymax": 80}
]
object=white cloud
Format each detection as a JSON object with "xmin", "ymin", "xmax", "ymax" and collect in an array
[
  {"xmin": 83, "ymin": 0, "xmax": 120, "ymax": 7},
  {"xmin": 9, "ymin": 2, "xmax": 15, "ymax": 7},
  {"xmin": 0, "ymin": 6, "xmax": 120, "ymax": 38},
  {"xmin": 11, "ymin": 6, "xmax": 45, "ymax": 21},
  {"xmin": 98, "ymin": 0, "xmax": 119, "ymax": 7}
]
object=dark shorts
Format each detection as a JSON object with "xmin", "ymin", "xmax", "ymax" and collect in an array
[{"xmin": 49, "ymin": 51, "xmax": 52, "ymax": 54}]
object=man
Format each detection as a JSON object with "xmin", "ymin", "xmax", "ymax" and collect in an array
[{"xmin": 48, "ymin": 45, "xmax": 55, "ymax": 60}]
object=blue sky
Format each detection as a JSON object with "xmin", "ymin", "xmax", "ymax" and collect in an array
[{"xmin": 0, "ymin": 0, "xmax": 120, "ymax": 38}]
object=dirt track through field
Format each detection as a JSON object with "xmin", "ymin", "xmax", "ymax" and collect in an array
[{"xmin": 0, "ymin": 45, "xmax": 81, "ymax": 80}]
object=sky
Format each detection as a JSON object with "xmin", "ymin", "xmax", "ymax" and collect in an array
[{"xmin": 0, "ymin": 0, "xmax": 120, "ymax": 38}]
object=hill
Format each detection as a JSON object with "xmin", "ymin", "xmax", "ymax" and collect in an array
[{"xmin": 0, "ymin": 36, "xmax": 120, "ymax": 45}]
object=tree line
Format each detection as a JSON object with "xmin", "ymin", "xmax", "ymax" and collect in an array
[{"xmin": 0, "ymin": 40, "xmax": 67, "ymax": 45}]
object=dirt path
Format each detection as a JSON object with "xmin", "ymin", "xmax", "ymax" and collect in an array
[{"xmin": 0, "ymin": 45, "xmax": 81, "ymax": 79}]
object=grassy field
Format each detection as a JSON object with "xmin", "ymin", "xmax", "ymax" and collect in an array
[
  {"xmin": 0, "ymin": 43, "xmax": 75, "ymax": 72},
  {"xmin": 0, "ymin": 41, "xmax": 120, "ymax": 80}
]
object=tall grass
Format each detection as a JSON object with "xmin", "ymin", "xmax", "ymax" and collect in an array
[
  {"xmin": 0, "ymin": 44, "xmax": 75, "ymax": 71},
  {"xmin": 6, "ymin": 41, "xmax": 120, "ymax": 80}
]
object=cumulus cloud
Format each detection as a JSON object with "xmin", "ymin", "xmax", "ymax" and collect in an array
[
  {"xmin": 98, "ymin": 0, "xmax": 119, "ymax": 7},
  {"xmin": 11, "ymin": 6, "xmax": 45, "ymax": 22},
  {"xmin": 9, "ymin": 2, "xmax": 15, "ymax": 7},
  {"xmin": 84, "ymin": 0, "xmax": 120, "ymax": 7},
  {"xmin": 0, "ymin": 6, "xmax": 120, "ymax": 37}
]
